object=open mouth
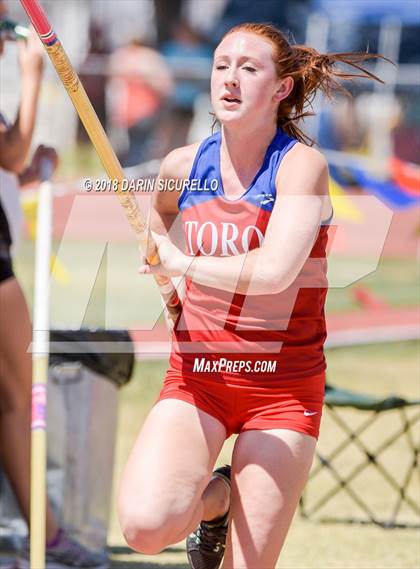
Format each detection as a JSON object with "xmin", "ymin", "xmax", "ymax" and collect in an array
[{"xmin": 222, "ymin": 95, "xmax": 241, "ymax": 104}]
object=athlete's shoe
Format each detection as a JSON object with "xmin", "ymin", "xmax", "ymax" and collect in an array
[
  {"xmin": 16, "ymin": 529, "xmax": 109, "ymax": 569},
  {"xmin": 186, "ymin": 465, "xmax": 231, "ymax": 569}
]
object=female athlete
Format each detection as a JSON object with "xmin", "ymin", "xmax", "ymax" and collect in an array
[{"xmin": 118, "ymin": 22, "xmax": 383, "ymax": 569}]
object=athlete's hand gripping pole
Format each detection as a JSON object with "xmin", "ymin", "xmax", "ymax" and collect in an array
[{"xmin": 19, "ymin": 0, "xmax": 182, "ymax": 321}]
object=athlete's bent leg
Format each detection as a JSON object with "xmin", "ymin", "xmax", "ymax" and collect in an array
[
  {"xmin": 118, "ymin": 399, "xmax": 226, "ymax": 554},
  {"xmin": 223, "ymin": 428, "xmax": 316, "ymax": 569}
]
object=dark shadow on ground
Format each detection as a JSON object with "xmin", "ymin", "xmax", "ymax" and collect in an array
[
  {"xmin": 111, "ymin": 563, "xmax": 188, "ymax": 569},
  {"xmin": 110, "ymin": 561, "xmax": 190, "ymax": 569},
  {"xmin": 109, "ymin": 545, "xmax": 188, "ymax": 568},
  {"xmin": 110, "ymin": 546, "xmax": 181, "ymax": 555}
]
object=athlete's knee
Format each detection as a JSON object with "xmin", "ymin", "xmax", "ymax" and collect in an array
[
  {"xmin": 118, "ymin": 506, "xmax": 179, "ymax": 554},
  {"xmin": 120, "ymin": 518, "xmax": 166, "ymax": 554}
]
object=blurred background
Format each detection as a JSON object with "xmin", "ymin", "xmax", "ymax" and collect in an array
[{"xmin": 0, "ymin": 0, "xmax": 419, "ymax": 567}]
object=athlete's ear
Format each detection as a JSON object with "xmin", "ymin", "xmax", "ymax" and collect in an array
[{"xmin": 274, "ymin": 76, "xmax": 294, "ymax": 102}]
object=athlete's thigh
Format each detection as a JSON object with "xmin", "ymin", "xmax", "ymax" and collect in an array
[
  {"xmin": 223, "ymin": 428, "xmax": 316, "ymax": 569},
  {"xmin": 118, "ymin": 398, "xmax": 227, "ymax": 523}
]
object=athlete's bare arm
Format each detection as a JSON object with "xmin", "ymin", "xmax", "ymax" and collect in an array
[
  {"xmin": 149, "ymin": 143, "xmax": 199, "ymax": 242},
  {"xmin": 145, "ymin": 143, "xmax": 330, "ymax": 296},
  {"xmin": 145, "ymin": 143, "xmax": 199, "ymax": 320},
  {"xmin": 257, "ymin": 143, "xmax": 331, "ymax": 290},
  {"xmin": 0, "ymin": 31, "xmax": 44, "ymax": 173}
]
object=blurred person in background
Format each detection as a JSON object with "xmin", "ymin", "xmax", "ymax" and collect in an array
[
  {"xmin": 161, "ymin": 20, "xmax": 212, "ymax": 150},
  {"xmin": 77, "ymin": 21, "xmax": 111, "ymax": 144},
  {"xmin": 108, "ymin": 37, "xmax": 173, "ymax": 167},
  {"xmin": 153, "ymin": 0, "xmax": 183, "ymax": 46},
  {"xmin": 317, "ymin": 87, "xmax": 369, "ymax": 153},
  {"xmin": 0, "ymin": 2, "xmax": 108, "ymax": 567},
  {"xmin": 212, "ymin": 0, "xmax": 310, "ymax": 44}
]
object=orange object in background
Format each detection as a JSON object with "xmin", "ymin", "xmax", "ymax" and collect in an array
[
  {"xmin": 109, "ymin": 41, "xmax": 173, "ymax": 129},
  {"xmin": 352, "ymin": 285, "xmax": 390, "ymax": 311},
  {"xmin": 390, "ymin": 157, "xmax": 420, "ymax": 195}
]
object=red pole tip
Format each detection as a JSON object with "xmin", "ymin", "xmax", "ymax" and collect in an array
[{"xmin": 20, "ymin": 0, "xmax": 57, "ymax": 45}]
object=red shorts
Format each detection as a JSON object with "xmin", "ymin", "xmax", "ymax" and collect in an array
[{"xmin": 157, "ymin": 369, "xmax": 325, "ymax": 439}]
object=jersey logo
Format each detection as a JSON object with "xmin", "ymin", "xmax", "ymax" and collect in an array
[{"xmin": 256, "ymin": 192, "xmax": 274, "ymax": 205}]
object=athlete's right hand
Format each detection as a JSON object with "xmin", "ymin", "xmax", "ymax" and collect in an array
[{"xmin": 138, "ymin": 231, "xmax": 189, "ymax": 278}]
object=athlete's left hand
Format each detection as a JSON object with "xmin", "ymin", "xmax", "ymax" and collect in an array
[{"xmin": 138, "ymin": 231, "xmax": 189, "ymax": 278}]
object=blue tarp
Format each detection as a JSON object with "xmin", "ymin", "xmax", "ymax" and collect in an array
[
  {"xmin": 350, "ymin": 167, "xmax": 420, "ymax": 208},
  {"xmin": 329, "ymin": 164, "xmax": 420, "ymax": 209},
  {"xmin": 313, "ymin": 0, "xmax": 420, "ymax": 24}
]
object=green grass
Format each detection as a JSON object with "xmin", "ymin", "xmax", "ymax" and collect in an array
[
  {"xmin": 58, "ymin": 144, "xmax": 104, "ymax": 179},
  {"xmin": 108, "ymin": 343, "xmax": 420, "ymax": 568},
  {"xmin": 326, "ymin": 341, "xmax": 420, "ymax": 399},
  {"xmin": 325, "ymin": 255, "xmax": 420, "ymax": 312},
  {"xmin": 14, "ymin": 239, "xmax": 165, "ymax": 328}
]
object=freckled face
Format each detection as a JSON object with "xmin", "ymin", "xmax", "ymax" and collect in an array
[{"xmin": 211, "ymin": 31, "xmax": 283, "ymax": 127}]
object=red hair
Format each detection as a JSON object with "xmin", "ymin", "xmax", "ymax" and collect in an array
[{"xmin": 222, "ymin": 22, "xmax": 388, "ymax": 144}]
